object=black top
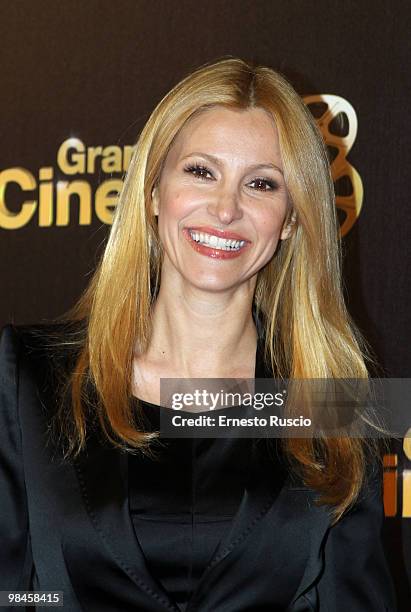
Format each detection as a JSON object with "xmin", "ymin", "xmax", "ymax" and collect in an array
[{"xmin": 128, "ymin": 400, "xmax": 255, "ymax": 611}]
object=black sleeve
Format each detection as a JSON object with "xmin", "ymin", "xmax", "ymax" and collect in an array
[
  {"xmin": 0, "ymin": 324, "xmax": 34, "ymax": 590},
  {"xmin": 314, "ymin": 459, "xmax": 398, "ymax": 611}
]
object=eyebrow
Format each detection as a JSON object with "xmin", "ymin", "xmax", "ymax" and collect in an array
[{"xmin": 181, "ymin": 152, "xmax": 284, "ymax": 176}]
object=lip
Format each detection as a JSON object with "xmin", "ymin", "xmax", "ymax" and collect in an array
[
  {"xmin": 183, "ymin": 227, "xmax": 251, "ymax": 260},
  {"xmin": 186, "ymin": 226, "xmax": 249, "ymax": 241}
]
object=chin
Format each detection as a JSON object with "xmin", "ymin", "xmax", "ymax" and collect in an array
[{"xmin": 184, "ymin": 273, "xmax": 241, "ymax": 293}]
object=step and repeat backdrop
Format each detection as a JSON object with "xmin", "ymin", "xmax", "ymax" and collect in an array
[{"xmin": 1, "ymin": 1, "xmax": 410, "ymax": 607}]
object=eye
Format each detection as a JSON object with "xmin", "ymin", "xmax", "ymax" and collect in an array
[
  {"xmin": 184, "ymin": 164, "xmax": 214, "ymax": 181},
  {"xmin": 247, "ymin": 177, "xmax": 278, "ymax": 192}
]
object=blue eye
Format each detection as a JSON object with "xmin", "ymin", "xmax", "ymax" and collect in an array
[{"xmin": 184, "ymin": 164, "xmax": 214, "ymax": 180}]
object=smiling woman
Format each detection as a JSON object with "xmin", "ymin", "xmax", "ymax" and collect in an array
[{"xmin": 0, "ymin": 58, "xmax": 397, "ymax": 611}]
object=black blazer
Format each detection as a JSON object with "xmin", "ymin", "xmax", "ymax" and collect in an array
[{"xmin": 0, "ymin": 323, "xmax": 397, "ymax": 611}]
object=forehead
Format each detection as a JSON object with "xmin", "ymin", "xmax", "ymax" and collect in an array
[{"xmin": 166, "ymin": 106, "xmax": 282, "ymax": 164}]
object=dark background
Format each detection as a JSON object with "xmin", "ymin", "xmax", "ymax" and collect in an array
[{"xmin": 1, "ymin": 0, "xmax": 410, "ymax": 607}]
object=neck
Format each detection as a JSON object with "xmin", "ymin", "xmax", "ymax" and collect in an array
[{"xmin": 144, "ymin": 277, "xmax": 258, "ymax": 379}]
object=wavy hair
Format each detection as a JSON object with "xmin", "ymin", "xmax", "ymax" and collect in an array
[{"xmin": 54, "ymin": 57, "xmax": 380, "ymax": 523}]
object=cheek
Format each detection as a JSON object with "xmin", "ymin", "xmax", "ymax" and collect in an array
[
  {"xmin": 255, "ymin": 206, "xmax": 287, "ymax": 243},
  {"xmin": 158, "ymin": 189, "xmax": 197, "ymax": 223},
  {"xmin": 157, "ymin": 191, "xmax": 193, "ymax": 245}
]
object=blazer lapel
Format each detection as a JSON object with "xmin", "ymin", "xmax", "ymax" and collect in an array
[
  {"xmin": 15, "ymin": 324, "xmax": 179, "ymax": 611},
  {"xmin": 198, "ymin": 438, "xmax": 287, "ymax": 568},
  {"xmin": 73, "ymin": 433, "xmax": 181, "ymax": 611},
  {"xmin": 190, "ymin": 331, "xmax": 331, "ymax": 603}
]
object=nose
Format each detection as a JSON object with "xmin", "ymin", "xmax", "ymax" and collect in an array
[{"xmin": 207, "ymin": 188, "xmax": 243, "ymax": 225}]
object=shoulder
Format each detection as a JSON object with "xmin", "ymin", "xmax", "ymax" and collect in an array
[
  {"xmin": 0, "ymin": 320, "xmax": 86, "ymax": 394},
  {"xmin": 2, "ymin": 320, "xmax": 83, "ymax": 351}
]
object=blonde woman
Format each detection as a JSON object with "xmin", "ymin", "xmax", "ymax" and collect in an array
[{"xmin": 0, "ymin": 58, "xmax": 397, "ymax": 611}]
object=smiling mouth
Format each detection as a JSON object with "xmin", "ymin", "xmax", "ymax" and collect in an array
[
  {"xmin": 189, "ymin": 229, "xmax": 246, "ymax": 251},
  {"xmin": 183, "ymin": 227, "xmax": 250, "ymax": 259}
]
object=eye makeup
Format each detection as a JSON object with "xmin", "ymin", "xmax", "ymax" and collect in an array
[{"xmin": 183, "ymin": 163, "xmax": 279, "ymax": 192}]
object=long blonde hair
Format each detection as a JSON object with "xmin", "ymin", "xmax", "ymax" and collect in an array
[{"xmin": 54, "ymin": 57, "xmax": 380, "ymax": 523}]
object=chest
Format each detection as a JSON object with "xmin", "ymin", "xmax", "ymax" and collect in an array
[{"xmin": 131, "ymin": 355, "xmax": 256, "ymax": 407}]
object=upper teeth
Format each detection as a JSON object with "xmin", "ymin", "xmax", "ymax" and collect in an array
[{"xmin": 189, "ymin": 231, "xmax": 246, "ymax": 250}]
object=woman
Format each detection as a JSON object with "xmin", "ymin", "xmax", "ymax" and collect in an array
[{"xmin": 0, "ymin": 58, "xmax": 397, "ymax": 611}]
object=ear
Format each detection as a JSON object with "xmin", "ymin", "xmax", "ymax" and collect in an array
[
  {"xmin": 151, "ymin": 186, "xmax": 160, "ymax": 216},
  {"xmin": 280, "ymin": 209, "xmax": 297, "ymax": 240}
]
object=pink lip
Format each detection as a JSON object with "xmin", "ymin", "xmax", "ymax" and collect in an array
[{"xmin": 183, "ymin": 227, "xmax": 251, "ymax": 260}]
